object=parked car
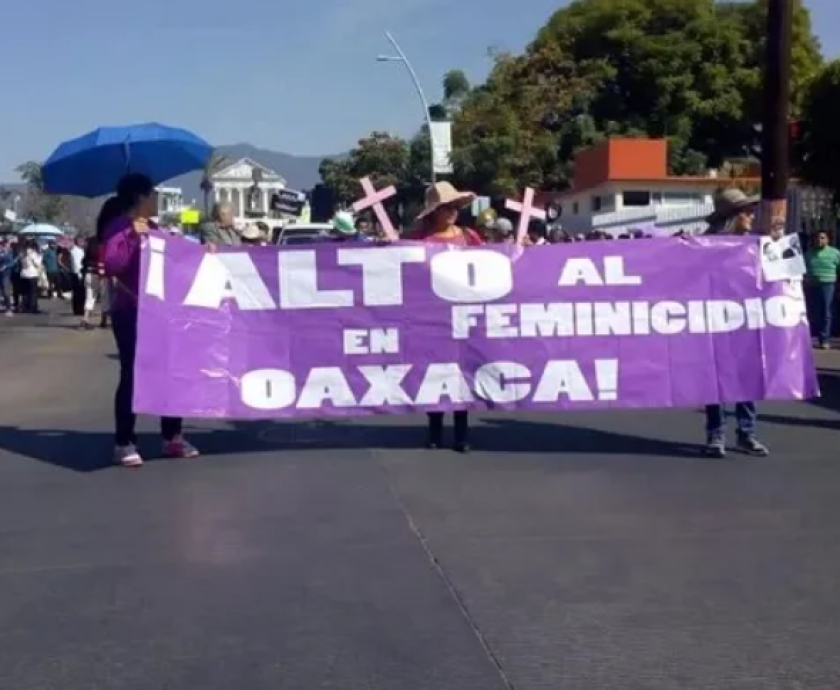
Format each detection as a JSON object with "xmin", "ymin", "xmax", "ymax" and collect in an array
[{"xmin": 272, "ymin": 223, "xmax": 333, "ymax": 246}]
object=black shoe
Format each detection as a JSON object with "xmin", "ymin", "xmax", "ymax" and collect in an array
[
  {"xmin": 703, "ymin": 434, "xmax": 726, "ymax": 458},
  {"xmin": 736, "ymin": 433, "xmax": 769, "ymax": 457},
  {"xmin": 453, "ymin": 412, "xmax": 469, "ymax": 453},
  {"xmin": 426, "ymin": 413, "xmax": 443, "ymax": 449}
]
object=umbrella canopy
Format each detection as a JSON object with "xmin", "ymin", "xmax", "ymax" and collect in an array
[
  {"xmin": 42, "ymin": 122, "xmax": 213, "ymax": 198},
  {"xmin": 20, "ymin": 223, "xmax": 64, "ymax": 236}
]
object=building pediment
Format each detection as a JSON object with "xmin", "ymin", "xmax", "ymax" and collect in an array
[{"xmin": 212, "ymin": 157, "xmax": 285, "ymax": 185}]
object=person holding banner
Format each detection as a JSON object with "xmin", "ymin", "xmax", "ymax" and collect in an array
[
  {"xmin": 102, "ymin": 174, "xmax": 200, "ymax": 467},
  {"xmin": 702, "ymin": 189, "xmax": 769, "ymax": 458},
  {"xmin": 410, "ymin": 182, "xmax": 482, "ymax": 452}
]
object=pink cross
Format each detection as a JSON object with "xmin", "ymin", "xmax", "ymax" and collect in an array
[
  {"xmin": 352, "ymin": 177, "xmax": 398, "ymax": 240},
  {"xmin": 505, "ymin": 187, "xmax": 546, "ymax": 245}
]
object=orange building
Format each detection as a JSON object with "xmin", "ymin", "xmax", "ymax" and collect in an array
[
  {"xmin": 556, "ymin": 138, "xmax": 760, "ymax": 214},
  {"xmin": 536, "ymin": 138, "xmax": 767, "ymax": 235}
]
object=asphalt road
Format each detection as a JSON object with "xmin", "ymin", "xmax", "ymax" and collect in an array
[{"xmin": 2, "ymin": 302, "xmax": 840, "ymax": 689}]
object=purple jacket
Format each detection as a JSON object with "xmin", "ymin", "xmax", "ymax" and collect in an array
[{"xmin": 102, "ymin": 215, "xmax": 146, "ymax": 312}]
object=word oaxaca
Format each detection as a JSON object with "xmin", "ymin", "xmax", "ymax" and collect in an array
[{"xmin": 132, "ymin": 235, "xmax": 818, "ymax": 419}]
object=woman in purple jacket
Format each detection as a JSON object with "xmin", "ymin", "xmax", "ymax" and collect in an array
[{"xmin": 102, "ymin": 174, "xmax": 200, "ymax": 467}]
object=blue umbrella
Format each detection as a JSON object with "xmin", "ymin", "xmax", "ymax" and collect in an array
[{"xmin": 42, "ymin": 122, "xmax": 213, "ymax": 198}]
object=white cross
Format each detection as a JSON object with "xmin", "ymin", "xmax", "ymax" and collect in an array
[
  {"xmin": 505, "ymin": 187, "xmax": 546, "ymax": 245},
  {"xmin": 352, "ymin": 177, "xmax": 398, "ymax": 240}
]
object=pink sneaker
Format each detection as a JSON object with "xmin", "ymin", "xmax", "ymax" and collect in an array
[{"xmin": 162, "ymin": 435, "xmax": 200, "ymax": 459}]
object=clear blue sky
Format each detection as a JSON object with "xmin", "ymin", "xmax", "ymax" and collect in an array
[{"xmin": 0, "ymin": 0, "xmax": 835, "ymax": 181}]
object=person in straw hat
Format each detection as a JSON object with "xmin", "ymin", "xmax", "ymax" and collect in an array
[
  {"xmin": 704, "ymin": 188, "xmax": 758, "ymax": 236},
  {"xmin": 702, "ymin": 187, "xmax": 769, "ymax": 459},
  {"xmin": 240, "ymin": 224, "xmax": 265, "ymax": 246},
  {"xmin": 409, "ymin": 181, "xmax": 483, "ymax": 247},
  {"xmin": 409, "ymin": 182, "xmax": 484, "ymax": 452}
]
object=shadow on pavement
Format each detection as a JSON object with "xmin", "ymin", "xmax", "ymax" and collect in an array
[
  {"xmin": 0, "ymin": 425, "xmax": 275, "ymax": 473},
  {"xmin": 0, "ymin": 416, "xmax": 697, "ymax": 473},
  {"xmin": 761, "ymin": 367, "xmax": 840, "ymax": 430}
]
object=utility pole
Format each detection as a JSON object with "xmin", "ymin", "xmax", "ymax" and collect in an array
[{"xmin": 760, "ymin": 0, "xmax": 792, "ymax": 236}]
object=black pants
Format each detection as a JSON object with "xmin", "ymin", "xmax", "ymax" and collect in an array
[
  {"xmin": 47, "ymin": 272, "xmax": 60, "ymax": 297},
  {"xmin": 112, "ymin": 309, "xmax": 182, "ymax": 446},
  {"xmin": 20, "ymin": 278, "xmax": 38, "ymax": 313},
  {"xmin": 427, "ymin": 411, "xmax": 469, "ymax": 444},
  {"xmin": 11, "ymin": 275, "xmax": 22, "ymax": 310},
  {"xmin": 70, "ymin": 274, "xmax": 85, "ymax": 316}
]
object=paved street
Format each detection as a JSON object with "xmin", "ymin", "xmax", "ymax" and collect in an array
[{"xmin": 2, "ymin": 303, "xmax": 840, "ymax": 689}]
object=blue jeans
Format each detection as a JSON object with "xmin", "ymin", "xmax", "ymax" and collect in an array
[
  {"xmin": 807, "ymin": 282, "xmax": 835, "ymax": 344},
  {"xmin": 705, "ymin": 403, "xmax": 757, "ymax": 437}
]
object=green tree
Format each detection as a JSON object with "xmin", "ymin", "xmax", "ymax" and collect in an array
[
  {"xmin": 452, "ymin": 0, "xmax": 821, "ymax": 193},
  {"xmin": 16, "ymin": 161, "xmax": 65, "ymax": 223},
  {"xmin": 319, "ymin": 132, "xmax": 413, "ymax": 206},
  {"xmin": 801, "ymin": 60, "xmax": 840, "ymax": 200}
]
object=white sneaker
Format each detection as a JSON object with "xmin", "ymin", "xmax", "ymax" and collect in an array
[{"xmin": 113, "ymin": 444, "xmax": 143, "ymax": 468}]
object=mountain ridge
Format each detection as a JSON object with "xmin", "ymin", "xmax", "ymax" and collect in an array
[
  {"xmin": 1, "ymin": 143, "xmax": 347, "ymax": 202},
  {"xmin": 170, "ymin": 143, "xmax": 347, "ymax": 203}
]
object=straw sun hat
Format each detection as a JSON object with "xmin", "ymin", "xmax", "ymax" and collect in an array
[
  {"xmin": 416, "ymin": 181, "xmax": 476, "ymax": 220},
  {"xmin": 241, "ymin": 224, "xmax": 263, "ymax": 241},
  {"xmin": 705, "ymin": 188, "xmax": 759, "ymax": 225}
]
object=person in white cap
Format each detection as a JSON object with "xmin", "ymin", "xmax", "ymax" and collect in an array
[
  {"xmin": 492, "ymin": 217, "xmax": 514, "ymax": 243},
  {"xmin": 409, "ymin": 182, "xmax": 483, "ymax": 452}
]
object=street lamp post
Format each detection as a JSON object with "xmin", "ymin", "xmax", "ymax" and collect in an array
[{"xmin": 377, "ymin": 31, "xmax": 436, "ymax": 185}]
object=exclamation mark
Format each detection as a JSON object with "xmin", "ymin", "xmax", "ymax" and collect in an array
[
  {"xmin": 145, "ymin": 236, "xmax": 166, "ymax": 300},
  {"xmin": 595, "ymin": 360, "xmax": 618, "ymax": 401}
]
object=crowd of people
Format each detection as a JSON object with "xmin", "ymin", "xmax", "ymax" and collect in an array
[
  {"xmin": 2, "ymin": 178, "xmax": 835, "ymax": 468},
  {"xmin": 0, "ymin": 234, "xmax": 110, "ymax": 328}
]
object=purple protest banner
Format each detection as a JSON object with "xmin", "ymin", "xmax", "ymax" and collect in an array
[{"xmin": 133, "ymin": 234, "xmax": 818, "ymax": 419}]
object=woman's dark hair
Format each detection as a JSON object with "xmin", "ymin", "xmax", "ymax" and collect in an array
[
  {"xmin": 96, "ymin": 196, "xmax": 128, "ymax": 241},
  {"xmin": 528, "ymin": 219, "xmax": 547, "ymax": 239},
  {"xmin": 115, "ymin": 173, "xmax": 154, "ymax": 209}
]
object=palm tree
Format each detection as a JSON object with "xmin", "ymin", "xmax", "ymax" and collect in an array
[
  {"xmin": 15, "ymin": 161, "xmax": 64, "ymax": 222},
  {"xmin": 200, "ymin": 151, "xmax": 229, "ymax": 215},
  {"xmin": 16, "ymin": 161, "xmax": 44, "ymax": 191}
]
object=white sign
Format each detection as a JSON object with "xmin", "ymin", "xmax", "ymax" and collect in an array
[
  {"xmin": 760, "ymin": 234, "xmax": 806, "ymax": 282},
  {"xmin": 430, "ymin": 121, "xmax": 453, "ymax": 175}
]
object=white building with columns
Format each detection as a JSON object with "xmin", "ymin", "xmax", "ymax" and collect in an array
[{"xmin": 210, "ymin": 157, "xmax": 286, "ymax": 221}]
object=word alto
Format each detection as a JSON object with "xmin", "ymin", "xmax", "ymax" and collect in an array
[{"xmin": 143, "ymin": 237, "xmax": 643, "ymax": 311}]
